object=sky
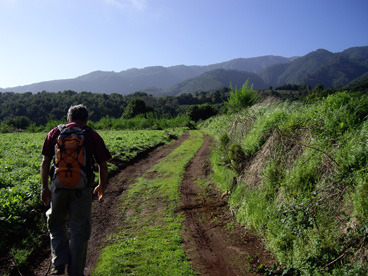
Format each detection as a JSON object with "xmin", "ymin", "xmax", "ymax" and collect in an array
[{"xmin": 0, "ymin": 0, "xmax": 367, "ymax": 88}]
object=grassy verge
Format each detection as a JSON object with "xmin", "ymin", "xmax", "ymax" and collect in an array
[
  {"xmin": 201, "ymin": 92, "xmax": 368, "ymax": 275},
  {"xmin": 92, "ymin": 130, "xmax": 204, "ymax": 276}
]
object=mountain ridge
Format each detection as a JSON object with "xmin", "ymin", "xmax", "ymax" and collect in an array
[
  {"xmin": 0, "ymin": 55, "xmax": 293, "ymax": 94},
  {"xmin": 1, "ymin": 46, "xmax": 367, "ymax": 95}
]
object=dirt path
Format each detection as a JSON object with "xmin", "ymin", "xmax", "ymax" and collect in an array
[
  {"xmin": 29, "ymin": 131, "xmax": 275, "ymax": 276},
  {"xmin": 84, "ymin": 131, "xmax": 190, "ymax": 275},
  {"xmin": 179, "ymin": 133, "xmax": 276, "ymax": 276}
]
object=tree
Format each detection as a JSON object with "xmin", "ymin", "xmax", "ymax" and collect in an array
[
  {"xmin": 186, "ymin": 103, "xmax": 217, "ymax": 122},
  {"xmin": 122, "ymin": 98, "xmax": 154, "ymax": 119}
]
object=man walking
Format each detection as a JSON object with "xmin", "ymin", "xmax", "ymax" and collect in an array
[{"xmin": 40, "ymin": 104, "xmax": 112, "ymax": 275}]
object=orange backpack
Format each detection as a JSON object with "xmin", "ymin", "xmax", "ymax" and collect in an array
[{"xmin": 52, "ymin": 125, "xmax": 93, "ymax": 189}]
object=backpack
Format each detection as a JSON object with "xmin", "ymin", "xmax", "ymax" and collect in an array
[{"xmin": 51, "ymin": 124, "xmax": 94, "ymax": 189}]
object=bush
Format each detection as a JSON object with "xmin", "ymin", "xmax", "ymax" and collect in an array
[
  {"xmin": 225, "ymin": 80, "xmax": 260, "ymax": 113},
  {"xmin": 228, "ymin": 143, "xmax": 245, "ymax": 174}
]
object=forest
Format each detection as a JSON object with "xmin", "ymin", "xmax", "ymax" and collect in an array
[{"xmin": 0, "ymin": 88, "xmax": 231, "ymax": 132}]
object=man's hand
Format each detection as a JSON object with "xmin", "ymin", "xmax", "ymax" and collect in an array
[
  {"xmin": 41, "ymin": 189, "xmax": 51, "ymax": 206},
  {"xmin": 94, "ymin": 161, "xmax": 108, "ymax": 202},
  {"xmin": 40, "ymin": 155, "xmax": 52, "ymax": 206},
  {"xmin": 93, "ymin": 185, "xmax": 105, "ymax": 202}
]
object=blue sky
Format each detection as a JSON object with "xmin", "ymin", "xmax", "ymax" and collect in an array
[{"xmin": 0, "ymin": 0, "xmax": 367, "ymax": 88}]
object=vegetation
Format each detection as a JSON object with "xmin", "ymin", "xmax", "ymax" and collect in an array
[
  {"xmin": 0, "ymin": 89, "xmax": 229, "ymax": 131},
  {"xmin": 2, "ymin": 75, "xmax": 368, "ymax": 274},
  {"xmin": 201, "ymin": 91, "xmax": 368, "ymax": 275},
  {"xmin": 225, "ymin": 80, "xmax": 261, "ymax": 113},
  {"xmin": 0, "ymin": 132, "xmax": 46, "ymax": 267}
]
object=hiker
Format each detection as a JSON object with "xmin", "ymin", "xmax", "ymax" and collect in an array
[{"xmin": 40, "ymin": 104, "xmax": 112, "ymax": 276}]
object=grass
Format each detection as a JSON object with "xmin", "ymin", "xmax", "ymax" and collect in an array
[
  {"xmin": 92, "ymin": 130, "xmax": 204, "ymax": 276},
  {"xmin": 201, "ymin": 91, "xmax": 368, "ymax": 275}
]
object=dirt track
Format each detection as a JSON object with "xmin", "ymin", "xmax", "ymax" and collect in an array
[
  {"xmin": 29, "ymin": 132, "xmax": 275, "ymax": 276},
  {"xmin": 179, "ymin": 133, "xmax": 276, "ymax": 276}
]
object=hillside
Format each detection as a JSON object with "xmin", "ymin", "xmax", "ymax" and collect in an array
[
  {"xmin": 201, "ymin": 91, "xmax": 368, "ymax": 275},
  {"xmin": 260, "ymin": 46, "xmax": 368, "ymax": 88},
  {"xmin": 165, "ymin": 69, "xmax": 266, "ymax": 95}
]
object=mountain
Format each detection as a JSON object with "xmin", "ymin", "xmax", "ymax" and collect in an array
[
  {"xmin": 302, "ymin": 55, "xmax": 368, "ymax": 88},
  {"xmin": 260, "ymin": 46, "xmax": 368, "ymax": 88},
  {"xmin": 1, "ymin": 46, "xmax": 368, "ymax": 95},
  {"xmin": 345, "ymin": 72, "xmax": 368, "ymax": 92},
  {"xmin": 0, "ymin": 56, "xmax": 292, "ymax": 94},
  {"xmin": 166, "ymin": 69, "xmax": 265, "ymax": 95}
]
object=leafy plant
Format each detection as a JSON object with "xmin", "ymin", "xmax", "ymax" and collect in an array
[
  {"xmin": 225, "ymin": 80, "xmax": 260, "ymax": 113},
  {"xmin": 228, "ymin": 143, "xmax": 245, "ymax": 174}
]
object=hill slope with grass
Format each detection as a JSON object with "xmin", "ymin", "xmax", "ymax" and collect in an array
[{"xmin": 201, "ymin": 90, "xmax": 368, "ymax": 275}]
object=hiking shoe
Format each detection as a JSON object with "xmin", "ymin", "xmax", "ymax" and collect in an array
[{"xmin": 50, "ymin": 264, "xmax": 65, "ymax": 275}]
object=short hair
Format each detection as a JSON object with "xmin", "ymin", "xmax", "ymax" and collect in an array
[{"xmin": 67, "ymin": 104, "xmax": 89, "ymax": 122}]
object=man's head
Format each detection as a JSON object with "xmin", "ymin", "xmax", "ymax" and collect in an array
[{"xmin": 67, "ymin": 104, "xmax": 89, "ymax": 123}]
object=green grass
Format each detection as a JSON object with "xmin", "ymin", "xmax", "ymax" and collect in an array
[
  {"xmin": 93, "ymin": 130, "xmax": 203, "ymax": 276},
  {"xmin": 201, "ymin": 92, "xmax": 368, "ymax": 275}
]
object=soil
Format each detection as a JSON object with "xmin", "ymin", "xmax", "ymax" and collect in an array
[
  {"xmin": 178, "ymin": 133, "xmax": 276, "ymax": 276},
  {"xmin": 17, "ymin": 131, "xmax": 276, "ymax": 276}
]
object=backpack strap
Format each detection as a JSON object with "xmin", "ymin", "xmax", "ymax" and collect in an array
[
  {"xmin": 57, "ymin": 124, "xmax": 66, "ymax": 132},
  {"xmin": 80, "ymin": 126, "xmax": 96, "ymax": 186}
]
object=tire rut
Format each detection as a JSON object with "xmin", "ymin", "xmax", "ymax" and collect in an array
[{"xmin": 179, "ymin": 133, "xmax": 276, "ymax": 276}]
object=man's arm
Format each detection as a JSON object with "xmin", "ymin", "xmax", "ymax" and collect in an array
[
  {"xmin": 40, "ymin": 155, "xmax": 52, "ymax": 206},
  {"xmin": 93, "ymin": 161, "xmax": 108, "ymax": 202}
]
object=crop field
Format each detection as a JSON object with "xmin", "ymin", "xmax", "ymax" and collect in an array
[{"xmin": 0, "ymin": 128, "xmax": 186, "ymax": 265}]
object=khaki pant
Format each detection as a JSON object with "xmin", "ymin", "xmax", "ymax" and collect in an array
[{"xmin": 46, "ymin": 184, "xmax": 93, "ymax": 276}]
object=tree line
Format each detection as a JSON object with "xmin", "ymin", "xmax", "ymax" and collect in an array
[{"xmin": 0, "ymin": 88, "xmax": 230, "ymax": 131}]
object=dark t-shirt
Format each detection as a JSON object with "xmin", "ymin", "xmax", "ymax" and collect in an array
[{"xmin": 41, "ymin": 122, "xmax": 112, "ymax": 165}]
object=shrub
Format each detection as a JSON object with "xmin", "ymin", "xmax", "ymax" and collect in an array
[
  {"xmin": 225, "ymin": 80, "xmax": 260, "ymax": 113},
  {"xmin": 228, "ymin": 143, "xmax": 245, "ymax": 174}
]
